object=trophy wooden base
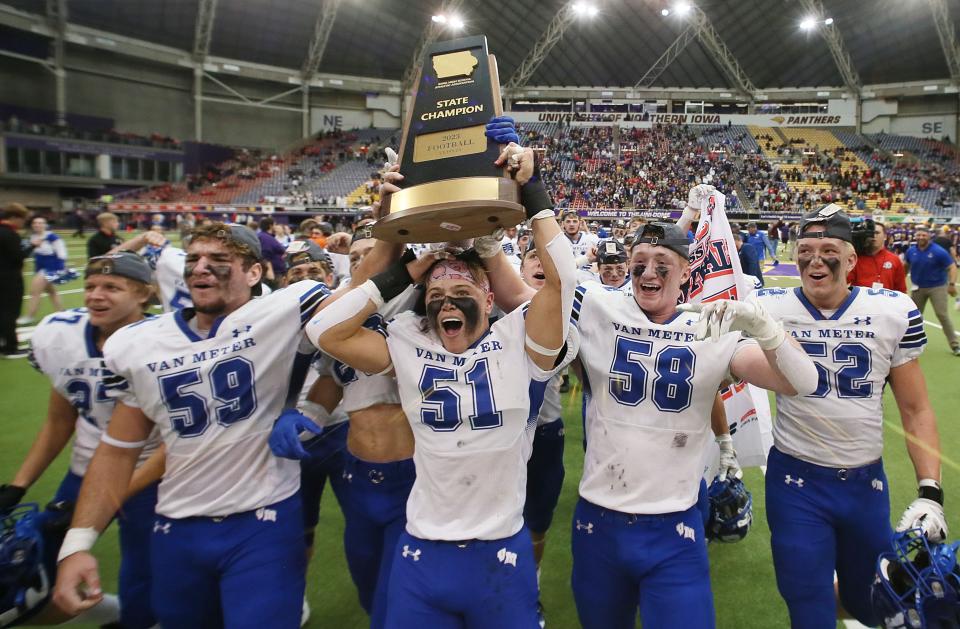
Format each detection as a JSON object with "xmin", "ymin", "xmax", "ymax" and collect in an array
[{"xmin": 373, "ymin": 176, "xmax": 525, "ymax": 243}]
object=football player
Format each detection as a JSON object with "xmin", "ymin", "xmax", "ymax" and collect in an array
[
  {"xmin": 306, "ymin": 143, "xmax": 579, "ymax": 628},
  {"xmin": 488, "ymin": 220, "xmax": 817, "ymax": 628},
  {"xmin": 743, "ymin": 206, "xmax": 945, "ymax": 628},
  {"xmin": 53, "ymin": 224, "xmax": 328, "ymax": 628},
  {"xmin": 2, "ymin": 252, "xmax": 163, "ymax": 628},
  {"xmin": 275, "ymin": 234, "xmax": 417, "ymax": 629},
  {"xmin": 561, "ymin": 210, "xmax": 599, "ymax": 270}
]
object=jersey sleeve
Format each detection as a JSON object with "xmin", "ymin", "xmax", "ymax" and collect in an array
[
  {"xmin": 27, "ymin": 317, "xmax": 57, "ymax": 377},
  {"xmin": 892, "ymin": 304, "xmax": 926, "ymax": 366},
  {"xmin": 514, "ymin": 302, "xmax": 582, "ymax": 382},
  {"xmin": 295, "ymin": 281, "xmax": 331, "ymax": 329},
  {"xmin": 101, "ymin": 331, "xmax": 140, "ymax": 408}
]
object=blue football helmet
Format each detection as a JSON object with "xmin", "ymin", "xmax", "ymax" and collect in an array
[
  {"xmin": 0, "ymin": 504, "xmax": 49, "ymax": 627},
  {"xmin": 706, "ymin": 476, "xmax": 752, "ymax": 543},
  {"xmin": 872, "ymin": 529, "xmax": 960, "ymax": 629}
]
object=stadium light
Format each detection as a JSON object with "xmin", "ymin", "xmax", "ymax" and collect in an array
[
  {"xmin": 674, "ymin": 2, "xmax": 693, "ymax": 16},
  {"xmin": 661, "ymin": 8, "xmax": 670, "ymax": 16},
  {"xmin": 431, "ymin": 14, "xmax": 446, "ymax": 24},
  {"xmin": 450, "ymin": 15, "xmax": 465, "ymax": 29},
  {"xmin": 800, "ymin": 16, "xmax": 816, "ymax": 30},
  {"xmin": 824, "ymin": 17, "xmax": 834, "ymax": 25},
  {"xmin": 572, "ymin": 2, "xmax": 599, "ymax": 17}
]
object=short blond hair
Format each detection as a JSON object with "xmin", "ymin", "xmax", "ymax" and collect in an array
[{"xmin": 97, "ymin": 212, "xmax": 118, "ymax": 226}]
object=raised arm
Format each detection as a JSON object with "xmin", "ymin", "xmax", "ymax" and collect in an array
[
  {"xmin": 474, "ymin": 236, "xmax": 535, "ymax": 312},
  {"xmin": 494, "ymin": 145, "xmax": 577, "ymax": 370}
]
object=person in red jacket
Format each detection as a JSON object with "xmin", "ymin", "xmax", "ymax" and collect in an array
[{"xmin": 848, "ymin": 221, "xmax": 907, "ymax": 293}]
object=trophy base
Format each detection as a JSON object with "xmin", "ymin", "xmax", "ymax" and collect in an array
[{"xmin": 374, "ymin": 177, "xmax": 525, "ymax": 243}]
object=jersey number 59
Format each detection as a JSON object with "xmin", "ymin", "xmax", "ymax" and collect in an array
[{"xmin": 158, "ymin": 357, "xmax": 258, "ymax": 437}]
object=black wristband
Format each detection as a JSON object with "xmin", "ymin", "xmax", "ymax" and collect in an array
[
  {"xmin": 520, "ymin": 179, "xmax": 553, "ymax": 220},
  {"xmin": 919, "ymin": 484, "xmax": 944, "ymax": 505},
  {"xmin": 0, "ymin": 484, "xmax": 26, "ymax": 511},
  {"xmin": 370, "ymin": 249, "xmax": 415, "ymax": 302}
]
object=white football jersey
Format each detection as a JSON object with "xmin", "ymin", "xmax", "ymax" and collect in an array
[
  {"xmin": 500, "ymin": 236, "xmax": 519, "ymax": 257},
  {"xmin": 327, "ymin": 286, "xmax": 415, "ymax": 413},
  {"xmin": 566, "ymin": 232, "xmax": 600, "ymax": 269},
  {"xmin": 102, "ymin": 281, "xmax": 329, "ymax": 518},
  {"xmin": 574, "ymin": 284, "xmax": 751, "ymax": 514},
  {"xmin": 754, "ymin": 286, "xmax": 926, "ymax": 468},
  {"xmin": 145, "ymin": 245, "xmax": 192, "ymax": 312},
  {"xmin": 29, "ymin": 309, "xmax": 161, "ymax": 476},
  {"xmin": 385, "ymin": 306, "xmax": 577, "ymax": 540},
  {"xmin": 535, "ymin": 375, "xmax": 563, "ymax": 427}
]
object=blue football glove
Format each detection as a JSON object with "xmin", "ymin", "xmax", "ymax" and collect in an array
[
  {"xmin": 268, "ymin": 409, "xmax": 323, "ymax": 460},
  {"xmin": 486, "ymin": 116, "xmax": 520, "ymax": 145}
]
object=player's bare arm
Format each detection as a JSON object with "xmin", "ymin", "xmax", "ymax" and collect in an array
[
  {"xmin": 9, "ymin": 389, "xmax": 78, "ymax": 492},
  {"xmin": 53, "ymin": 402, "xmax": 152, "ymax": 615},
  {"xmin": 888, "ymin": 359, "xmax": 941, "ymax": 483}
]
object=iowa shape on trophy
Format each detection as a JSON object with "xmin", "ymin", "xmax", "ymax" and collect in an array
[{"xmin": 374, "ymin": 35, "xmax": 524, "ymax": 243}]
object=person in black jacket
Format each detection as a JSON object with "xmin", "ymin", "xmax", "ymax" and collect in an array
[
  {"xmin": 86, "ymin": 212, "xmax": 123, "ymax": 258},
  {"xmin": 0, "ymin": 202, "xmax": 33, "ymax": 357}
]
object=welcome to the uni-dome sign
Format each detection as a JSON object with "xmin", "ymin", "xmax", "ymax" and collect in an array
[{"xmin": 506, "ymin": 111, "xmax": 853, "ymax": 127}]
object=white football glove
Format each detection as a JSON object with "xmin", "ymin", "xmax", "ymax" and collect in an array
[
  {"xmin": 677, "ymin": 300, "xmax": 785, "ymax": 350},
  {"xmin": 897, "ymin": 498, "xmax": 948, "ymax": 543},
  {"xmin": 384, "ymin": 147, "xmax": 399, "ymax": 170},
  {"xmin": 716, "ymin": 434, "xmax": 742, "ymax": 482},
  {"xmin": 687, "ymin": 183, "xmax": 716, "ymax": 210}
]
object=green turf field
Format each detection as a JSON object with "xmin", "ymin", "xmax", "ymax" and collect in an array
[{"xmin": 2, "ymin": 232, "xmax": 959, "ymax": 628}]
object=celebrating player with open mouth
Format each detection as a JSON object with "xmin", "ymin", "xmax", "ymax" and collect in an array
[
  {"xmin": 53, "ymin": 224, "xmax": 329, "ymax": 628},
  {"xmin": 750, "ymin": 205, "xmax": 946, "ymax": 628},
  {"xmin": 306, "ymin": 142, "xmax": 579, "ymax": 628}
]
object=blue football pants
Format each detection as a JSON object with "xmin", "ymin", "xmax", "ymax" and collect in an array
[
  {"xmin": 385, "ymin": 527, "xmax": 540, "ymax": 629},
  {"xmin": 766, "ymin": 447, "xmax": 893, "ymax": 628},
  {"xmin": 341, "ymin": 452, "xmax": 415, "ymax": 629},
  {"xmin": 571, "ymin": 497, "xmax": 715, "ymax": 629},
  {"xmin": 149, "ymin": 493, "xmax": 305, "ymax": 629}
]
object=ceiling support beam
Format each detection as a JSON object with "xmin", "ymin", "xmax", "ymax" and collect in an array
[
  {"xmin": 192, "ymin": 0, "xmax": 218, "ymax": 140},
  {"xmin": 634, "ymin": 22, "xmax": 698, "ymax": 89},
  {"xmin": 633, "ymin": 8, "xmax": 755, "ymax": 101},
  {"xmin": 46, "ymin": 0, "xmax": 67, "ymax": 125},
  {"xmin": 301, "ymin": 0, "xmax": 341, "ymax": 81},
  {"xmin": 692, "ymin": 9, "xmax": 757, "ymax": 100},
  {"xmin": 504, "ymin": 2, "xmax": 577, "ymax": 92},
  {"xmin": 926, "ymin": 0, "xmax": 960, "ymax": 83},
  {"xmin": 797, "ymin": 0, "xmax": 860, "ymax": 94},
  {"xmin": 400, "ymin": 0, "xmax": 467, "ymax": 115}
]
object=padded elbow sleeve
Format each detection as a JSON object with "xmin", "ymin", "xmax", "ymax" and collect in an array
[
  {"xmin": 774, "ymin": 339, "xmax": 820, "ymax": 397},
  {"xmin": 305, "ymin": 283, "xmax": 377, "ymax": 350}
]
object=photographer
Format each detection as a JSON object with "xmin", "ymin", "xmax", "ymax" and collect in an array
[{"xmin": 848, "ymin": 219, "xmax": 907, "ymax": 293}]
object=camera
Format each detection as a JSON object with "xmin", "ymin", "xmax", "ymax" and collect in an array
[{"xmin": 851, "ymin": 218, "xmax": 876, "ymax": 256}]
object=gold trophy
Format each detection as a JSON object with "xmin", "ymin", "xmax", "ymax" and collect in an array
[{"xmin": 373, "ymin": 35, "xmax": 525, "ymax": 243}]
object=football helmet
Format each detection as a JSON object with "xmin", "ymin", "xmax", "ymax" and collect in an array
[
  {"xmin": 872, "ymin": 528, "xmax": 960, "ymax": 629},
  {"xmin": 706, "ymin": 476, "xmax": 753, "ymax": 543},
  {"xmin": 0, "ymin": 504, "xmax": 49, "ymax": 627}
]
